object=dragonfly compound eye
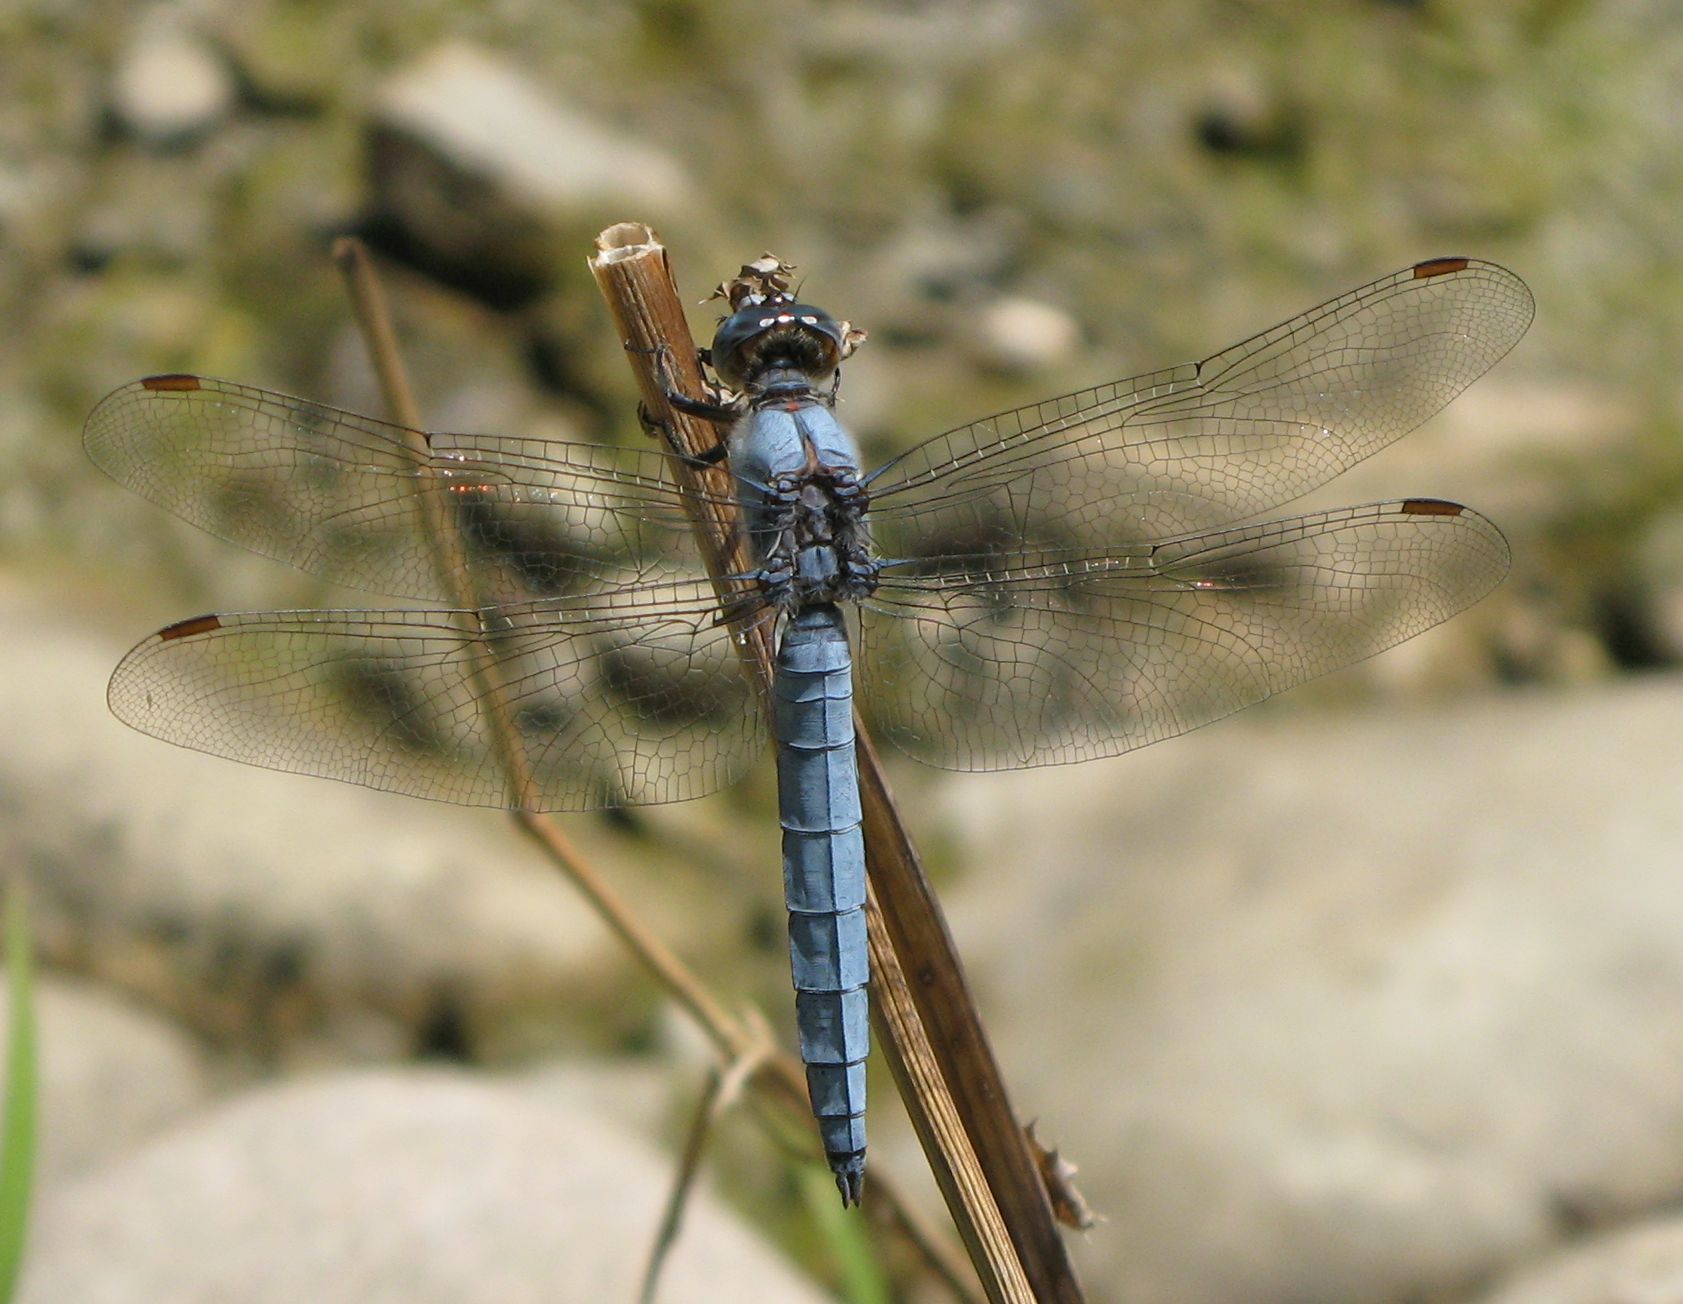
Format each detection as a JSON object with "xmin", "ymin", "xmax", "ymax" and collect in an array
[{"xmin": 710, "ymin": 299, "xmax": 847, "ymax": 389}]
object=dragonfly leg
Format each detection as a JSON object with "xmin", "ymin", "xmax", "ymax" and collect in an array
[
  {"xmin": 665, "ymin": 389, "xmax": 740, "ymax": 425},
  {"xmin": 712, "ymin": 570, "xmax": 784, "ymax": 627},
  {"xmin": 629, "ymin": 341, "xmax": 738, "ymax": 462},
  {"xmin": 627, "ymin": 341, "xmax": 741, "ymax": 421},
  {"xmin": 637, "ymin": 398, "xmax": 731, "ymax": 466}
]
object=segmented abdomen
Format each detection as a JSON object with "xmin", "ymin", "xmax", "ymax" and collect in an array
[{"xmin": 773, "ymin": 603, "xmax": 869, "ymax": 1202}]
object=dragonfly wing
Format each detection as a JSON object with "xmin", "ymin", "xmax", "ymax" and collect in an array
[
  {"xmin": 866, "ymin": 259, "xmax": 1532, "ymax": 556},
  {"xmin": 107, "ymin": 580, "xmax": 770, "ymax": 811},
  {"xmin": 857, "ymin": 499, "xmax": 1508, "ymax": 770},
  {"xmin": 84, "ymin": 375, "xmax": 719, "ymax": 604}
]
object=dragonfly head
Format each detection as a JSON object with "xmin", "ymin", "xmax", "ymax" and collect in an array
[{"xmin": 710, "ymin": 296, "xmax": 852, "ymax": 391}]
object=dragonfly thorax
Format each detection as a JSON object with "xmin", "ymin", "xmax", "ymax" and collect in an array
[
  {"xmin": 726, "ymin": 391, "xmax": 879, "ymax": 612},
  {"xmin": 751, "ymin": 465, "xmax": 878, "ymax": 609}
]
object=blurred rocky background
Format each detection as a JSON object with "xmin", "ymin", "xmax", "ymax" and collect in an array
[{"xmin": 4, "ymin": 1, "xmax": 1683, "ymax": 1301}]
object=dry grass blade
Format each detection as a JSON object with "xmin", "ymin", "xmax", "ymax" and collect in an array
[
  {"xmin": 640, "ymin": 1027, "xmax": 775, "ymax": 1304},
  {"xmin": 333, "ymin": 236, "xmax": 978, "ymax": 1301},
  {"xmin": 589, "ymin": 222, "xmax": 1084, "ymax": 1303},
  {"xmin": 332, "ymin": 235, "xmax": 741, "ymax": 1048}
]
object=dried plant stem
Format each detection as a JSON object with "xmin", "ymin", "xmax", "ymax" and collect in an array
[
  {"xmin": 589, "ymin": 223, "xmax": 1084, "ymax": 1304},
  {"xmin": 331, "ymin": 237, "xmax": 978, "ymax": 1301},
  {"xmin": 333, "ymin": 237, "xmax": 739, "ymax": 1039},
  {"xmin": 640, "ymin": 1030, "xmax": 774, "ymax": 1304}
]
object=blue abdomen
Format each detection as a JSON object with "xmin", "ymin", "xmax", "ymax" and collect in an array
[{"xmin": 774, "ymin": 603, "xmax": 868, "ymax": 1201}]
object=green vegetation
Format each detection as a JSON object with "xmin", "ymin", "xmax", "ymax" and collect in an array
[{"xmin": 0, "ymin": 880, "xmax": 38, "ymax": 1304}]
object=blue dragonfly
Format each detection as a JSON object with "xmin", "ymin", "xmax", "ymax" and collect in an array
[{"xmin": 84, "ymin": 255, "xmax": 1532, "ymax": 1203}]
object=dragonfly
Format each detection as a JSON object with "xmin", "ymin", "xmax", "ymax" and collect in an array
[{"xmin": 84, "ymin": 254, "xmax": 1533, "ymax": 1204}]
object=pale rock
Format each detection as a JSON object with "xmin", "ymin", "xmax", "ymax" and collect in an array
[
  {"xmin": 1472, "ymin": 1213, "xmax": 1683, "ymax": 1303},
  {"xmin": 17, "ymin": 1069, "xmax": 830, "ymax": 1304},
  {"xmin": 0, "ymin": 974, "xmax": 211, "ymax": 1185},
  {"xmin": 936, "ymin": 674, "xmax": 1683, "ymax": 1303},
  {"xmin": 971, "ymin": 294, "xmax": 1083, "ymax": 373},
  {"xmin": 109, "ymin": 28, "xmax": 235, "ymax": 147},
  {"xmin": 368, "ymin": 43, "xmax": 690, "ymax": 301}
]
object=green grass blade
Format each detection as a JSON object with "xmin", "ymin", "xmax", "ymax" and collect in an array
[
  {"xmin": 0, "ymin": 879, "xmax": 38, "ymax": 1304},
  {"xmin": 798, "ymin": 1165, "xmax": 889, "ymax": 1304}
]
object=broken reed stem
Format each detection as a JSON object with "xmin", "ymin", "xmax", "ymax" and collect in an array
[
  {"xmin": 331, "ymin": 236, "xmax": 978, "ymax": 1303},
  {"xmin": 589, "ymin": 223, "xmax": 1084, "ymax": 1304},
  {"xmin": 855, "ymin": 731, "xmax": 1085, "ymax": 1303}
]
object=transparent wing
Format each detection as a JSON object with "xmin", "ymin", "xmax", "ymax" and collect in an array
[
  {"xmin": 856, "ymin": 499, "xmax": 1508, "ymax": 770},
  {"xmin": 83, "ymin": 375, "xmax": 736, "ymax": 604},
  {"xmin": 106, "ymin": 580, "xmax": 770, "ymax": 811},
  {"xmin": 865, "ymin": 259, "xmax": 1533, "ymax": 558}
]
